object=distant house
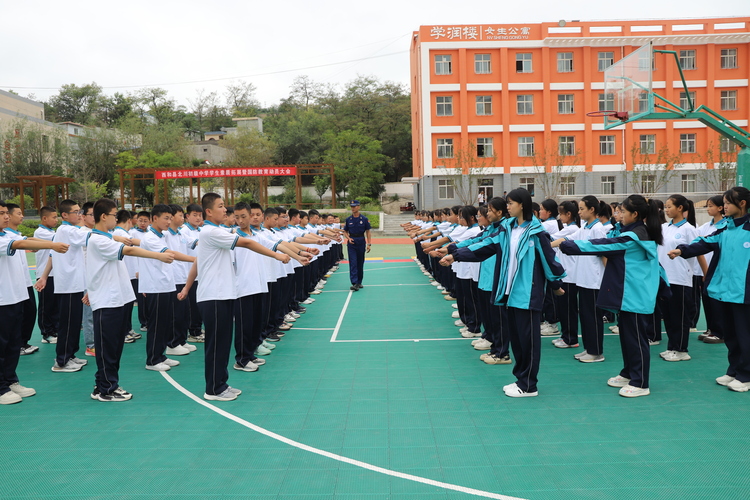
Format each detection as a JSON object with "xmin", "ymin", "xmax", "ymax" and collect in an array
[{"xmin": 204, "ymin": 131, "xmax": 227, "ymax": 141}]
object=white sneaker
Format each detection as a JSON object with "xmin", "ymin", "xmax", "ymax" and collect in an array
[
  {"xmin": 166, "ymin": 345, "xmax": 190, "ymax": 356},
  {"xmin": 0, "ymin": 391, "xmax": 22, "ymax": 404},
  {"xmin": 608, "ymin": 325, "xmax": 619, "ymax": 332},
  {"xmin": 303, "ymin": 298, "xmax": 315, "ymax": 304},
  {"xmin": 431, "ymin": 281, "xmax": 440, "ymax": 286},
  {"xmin": 233, "ymin": 362, "xmax": 259, "ymax": 372},
  {"xmin": 473, "ymin": 339, "xmax": 492, "ymax": 350},
  {"xmin": 552, "ymin": 338, "xmax": 577, "ymax": 349},
  {"xmin": 471, "ymin": 338, "xmax": 484, "ymax": 346},
  {"xmin": 454, "ymin": 320, "xmax": 465, "ymax": 327},
  {"xmin": 619, "ymin": 385, "xmax": 650, "ymax": 397},
  {"xmin": 252, "ymin": 358, "xmax": 266, "ymax": 366},
  {"xmin": 578, "ymin": 353, "xmax": 605, "ymax": 363},
  {"xmin": 51, "ymin": 360, "xmax": 83, "ymax": 373},
  {"xmin": 451, "ymin": 311, "xmax": 460, "ymax": 319},
  {"xmin": 163, "ymin": 358, "xmax": 180, "ymax": 367},
  {"xmin": 461, "ymin": 330, "xmax": 482, "ymax": 338},
  {"xmin": 716, "ymin": 374, "xmax": 735, "ymax": 386},
  {"xmin": 610, "ymin": 326, "xmax": 620, "ymax": 334},
  {"xmin": 284, "ymin": 315, "xmax": 297, "ymax": 323},
  {"xmin": 727, "ymin": 379, "xmax": 750, "ymax": 392},
  {"xmin": 659, "ymin": 350, "xmax": 671, "ymax": 359},
  {"xmin": 70, "ymin": 357, "xmax": 88, "ymax": 366},
  {"xmin": 459, "ymin": 327, "xmax": 470, "ymax": 334},
  {"xmin": 503, "ymin": 382, "xmax": 538, "ymax": 398},
  {"xmin": 648, "ymin": 339, "xmax": 660, "ymax": 346},
  {"xmin": 262, "ymin": 340, "xmax": 276, "ymax": 350},
  {"xmin": 607, "ymin": 375, "xmax": 630, "ymax": 388},
  {"xmin": 437, "ymin": 285, "xmax": 445, "ymax": 291},
  {"xmin": 573, "ymin": 350, "xmax": 588, "ymax": 360},
  {"xmin": 145, "ymin": 363, "xmax": 171, "ymax": 371},
  {"xmin": 451, "ymin": 303, "xmax": 458, "ymax": 309},
  {"xmin": 181, "ymin": 343, "xmax": 197, "ymax": 352},
  {"xmin": 9, "ymin": 383, "xmax": 36, "ymax": 397},
  {"xmin": 662, "ymin": 351, "xmax": 691, "ymax": 362},
  {"xmin": 289, "ymin": 312, "xmax": 301, "ymax": 319},
  {"xmin": 310, "ymin": 290, "xmax": 321, "ymax": 295},
  {"xmin": 204, "ymin": 388, "xmax": 237, "ymax": 401},
  {"xmin": 255, "ymin": 345, "xmax": 272, "ymax": 356}
]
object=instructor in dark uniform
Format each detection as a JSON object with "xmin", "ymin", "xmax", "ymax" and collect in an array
[{"xmin": 344, "ymin": 200, "xmax": 371, "ymax": 291}]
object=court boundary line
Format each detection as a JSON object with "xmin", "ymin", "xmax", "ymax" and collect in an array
[
  {"xmin": 329, "ymin": 289, "xmax": 353, "ymax": 342},
  {"xmin": 159, "ymin": 371, "xmax": 527, "ymax": 500}
]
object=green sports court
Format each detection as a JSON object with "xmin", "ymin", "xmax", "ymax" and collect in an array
[{"xmin": 4, "ymin": 241, "xmax": 749, "ymax": 500}]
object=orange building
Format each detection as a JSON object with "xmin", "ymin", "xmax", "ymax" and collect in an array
[{"xmin": 409, "ymin": 17, "xmax": 750, "ymax": 207}]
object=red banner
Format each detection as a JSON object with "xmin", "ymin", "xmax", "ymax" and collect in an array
[{"xmin": 155, "ymin": 167, "xmax": 297, "ymax": 180}]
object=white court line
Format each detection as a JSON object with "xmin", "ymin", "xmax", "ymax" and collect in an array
[
  {"xmin": 159, "ymin": 371, "xmax": 527, "ymax": 500},
  {"xmin": 290, "ymin": 327, "xmax": 335, "ymax": 331},
  {"xmin": 333, "ymin": 337, "xmax": 470, "ymax": 343},
  {"xmin": 329, "ymin": 290, "xmax": 353, "ymax": 342}
]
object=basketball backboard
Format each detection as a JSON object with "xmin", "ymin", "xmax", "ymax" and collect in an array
[{"xmin": 600, "ymin": 42, "xmax": 654, "ymax": 129}]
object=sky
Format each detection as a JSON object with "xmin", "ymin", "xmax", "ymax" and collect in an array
[{"xmin": 2, "ymin": 0, "xmax": 747, "ymax": 110}]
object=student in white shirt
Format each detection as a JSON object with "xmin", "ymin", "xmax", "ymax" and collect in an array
[
  {"xmin": 185, "ymin": 193, "xmax": 291, "ymax": 402},
  {"xmin": 85, "ymin": 199, "xmax": 175, "ymax": 401},
  {"xmin": 0, "ymin": 200, "xmax": 70, "ymax": 405},
  {"xmin": 139, "ymin": 204, "xmax": 195, "ymax": 371},
  {"xmin": 658, "ymin": 195, "xmax": 705, "ymax": 362},
  {"xmin": 4, "ymin": 204, "xmax": 38, "ymax": 356},
  {"xmin": 550, "ymin": 201, "xmax": 580, "ymax": 349},
  {"xmin": 695, "ymin": 195, "xmax": 726, "ymax": 344},
  {"xmin": 132, "ymin": 211, "xmax": 151, "ymax": 332},
  {"xmin": 166, "ymin": 204, "xmax": 199, "ymax": 355},
  {"xmin": 181, "ymin": 203, "xmax": 204, "ymax": 343},
  {"xmin": 80, "ymin": 202, "xmax": 96, "ymax": 357},
  {"xmin": 539, "ymin": 199, "xmax": 563, "ymax": 335},
  {"xmin": 112, "ymin": 210, "xmax": 140, "ymax": 344},
  {"xmin": 34, "ymin": 206, "xmax": 60, "ymax": 345}
]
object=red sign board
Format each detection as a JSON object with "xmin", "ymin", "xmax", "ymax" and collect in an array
[{"xmin": 155, "ymin": 167, "xmax": 297, "ymax": 180}]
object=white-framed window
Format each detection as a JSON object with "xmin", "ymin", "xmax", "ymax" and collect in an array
[
  {"xmin": 516, "ymin": 94, "xmax": 533, "ymax": 115},
  {"xmin": 679, "ymin": 50, "xmax": 696, "ymax": 70},
  {"xmin": 638, "ymin": 91, "xmax": 651, "ymax": 113},
  {"xmin": 599, "ymin": 135, "xmax": 616, "ymax": 155},
  {"xmin": 721, "ymin": 48, "xmax": 737, "ymax": 69},
  {"xmin": 516, "ymin": 53, "xmax": 532, "ymax": 73},
  {"xmin": 520, "ymin": 177, "xmax": 535, "ymax": 195},
  {"xmin": 680, "ymin": 91, "xmax": 696, "ymax": 110},
  {"xmin": 437, "ymin": 138, "xmax": 454, "ymax": 158},
  {"xmin": 640, "ymin": 134, "xmax": 656, "ymax": 155},
  {"xmin": 435, "ymin": 54, "xmax": 452, "ymax": 75},
  {"xmin": 438, "ymin": 179, "xmax": 455, "ymax": 199},
  {"xmin": 598, "ymin": 93, "xmax": 615, "ymax": 112},
  {"xmin": 721, "ymin": 90, "xmax": 737, "ymax": 111},
  {"xmin": 476, "ymin": 95, "xmax": 492, "ymax": 116},
  {"xmin": 681, "ymin": 174, "xmax": 697, "ymax": 193},
  {"xmin": 598, "ymin": 51, "xmax": 614, "ymax": 72},
  {"xmin": 680, "ymin": 133, "xmax": 696, "ymax": 154},
  {"xmin": 518, "ymin": 137, "xmax": 535, "ymax": 157},
  {"xmin": 476, "ymin": 138, "xmax": 493, "ymax": 158},
  {"xmin": 601, "ymin": 176, "xmax": 616, "ymax": 195},
  {"xmin": 557, "ymin": 52, "xmax": 574, "ymax": 73},
  {"xmin": 641, "ymin": 175, "xmax": 656, "ymax": 194},
  {"xmin": 436, "ymin": 96, "xmax": 453, "ymax": 116},
  {"xmin": 721, "ymin": 136, "xmax": 736, "ymax": 153},
  {"xmin": 558, "ymin": 136, "xmax": 576, "ymax": 156},
  {"xmin": 560, "ymin": 176, "xmax": 576, "ymax": 196},
  {"xmin": 474, "ymin": 53, "xmax": 491, "ymax": 74},
  {"xmin": 558, "ymin": 94, "xmax": 574, "ymax": 114}
]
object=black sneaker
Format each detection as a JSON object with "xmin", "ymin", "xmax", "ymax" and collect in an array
[
  {"xmin": 350, "ymin": 285, "xmax": 359, "ymax": 291},
  {"xmin": 266, "ymin": 333, "xmax": 281, "ymax": 342},
  {"xmin": 296, "ymin": 307, "xmax": 307, "ymax": 314},
  {"xmin": 356, "ymin": 284, "xmax": 364, "ymax": 290},
  {"xmin": 90, "ymin": 386, "xmax": 100, "ymax": 400},
  {"xmin": 97, "ymin": 389, "xmax": 132, "ymax": 402}
]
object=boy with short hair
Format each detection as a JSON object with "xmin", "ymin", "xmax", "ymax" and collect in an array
[
  {"xmin": 165, "ymin": 204, "xmax": 197, "ymax": 355},
  {"xmin": 80, "ymin": 202, "xmax": 96, "ymax": 356},
  {"xmin": 4, "ymin": 204, "xmax": 39, "ymax": 356},
  {"xmin": 34, "ymin": 206, "xmax": 60, "ymax": 344},
  {"xmin": 86, "ymin": 199, "xmax": 175, "ymax": 401},
  {"xmin": 181, "ymin": 203, "xmax": 204, "ymax": 343},
  {"xmin": 112, "ymin": 210, "xmax": 139, "ymax": 344},
  {"xmin": 131, "ymin": 211, "xmax": 151, "ymax": 333},
  {"xmin": 0, "ymin": 200, "xmax": 70, "ymax": 404}
]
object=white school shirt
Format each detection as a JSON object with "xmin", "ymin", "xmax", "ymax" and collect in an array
[
  {"xmin": 258, "ymin": 227, "xmax": 287, "ymax": 279},
  {"xmin": 33, "ymin": 224, "xmax": 56, "ymax": 279},
  {"xmin": 659, "ymin": 219, "xmax": 698, "ymax": 287},
  {"xmin": 85, "ymin": 230, "xmax": 135, "ymax": 311},
  {"xmin": 696, "ymin": 219, "xmax": 722, "ymax": 269},
  {"xmin": 551, "ymin": 223, "xmax": 579, "ymax": 284},
  {"xmin": 52, "ymin": 222, "xmax": 88, "ymax": 294},
  {"xmin": 4, "ymin": 229, "xmax": 32, "ymax": 288},
  {"xmin": 129, "ymin": 227, "xmax": 148, "ymax": 278},
  {"xmin": 197, "ymin": 221, "xmax": 239, "ymax": 302},
  {"xmin": 567, "ymin": 219, "xmax": 607, "ymax": 290},
  {"xmin": 275, "ymin": 226, "xmax": 300, "ymax": 272},
  {"xmin": 165, "ymin": 227, "xmax": 197, "ymax": 285},
  {"xmin": 113, "ymin": 227, "xmax": 137, "ymax": 280},
  {"xmin": 542, "ymin": 218, "xmax": 560, "ymax": 235},
  {"xmin": 138, "ymin": 227, "xmax": 175, "ymax": 293},
  {"xmin": 0, "ymin": 232, "xmax": 28, "ymax": 305},
  {"xmin": 452, "ymin": 225, "xmax": 482, "ymax": 281},
  {"xmin": 235, "ymin": 228, "xmax": 274, "ymax": 297}
]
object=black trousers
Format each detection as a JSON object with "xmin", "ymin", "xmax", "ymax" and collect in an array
[
  {"xmin": 56, "ymin": 291, "xmax": 84, "ymax": 366},
  {"xmin": 557, "ymin": 282, "xmax": 579, "ymax": 346},
  {"xmin": 457, "ymin": 278, "xmax": 481, "ymax": 333},
  {"xmin": 37, "ymin": 276, "xmax": 59, "ymax": 338},
  {"xmin": 691, "ymin": 275, "xmax": 703, "ymax": 328},
  {"xmin": 187, "ymin": 280, "xmax": 202, "ymax": 336},
  {"xmin": 347, "ymin": 238, "xmax": 366, "ymax": 285},
  {"xmin": 660, "ymin": 284, "xmax": 695, "ymax": 353},
  {"xmin": 122, "ymin": 297, "xmax": 135, "ymax": 337},
  {"xmin": 234, "ymin": 294, "xmax": 264, "ymax": 367},
  {"xmin": 617, "ymin": 311, "xmax": 651, "ymax": 388},
  {"xmin": 507, "ymin": 307, "xmax": 542, "ymax": 393},
  {"xmin": 132, "ymin": 279, "xmax": 147, "ymax": 328},
  {"xmin": 93, "ymin": 306, "xmax": 129, "ymax": 395},
  {"xmin": 145, "ymin": 292, "xmax": 173, "ymax": 366},
  {"xmin": 21, "ymin": 286, "xmax": 37, "ymax": 345},
  {"xmin": 199, "ymin": 299, "xmax": 235, "ymax": 395},
  {"xmin": 718, "ymin": 301, "xmax": 750, "ymax": 383},
  {"xmin": 262, "ymin": 282, "xmax": 277, "ymax": 337},
  {"xmin": 478, "ymin": 289, "xmax": 510, "ymax": 358},
  {"xmin": 579, "ymin": 287, "xmax": 604, "ymax": 356},
  {"xmin": 542, "ymin": 285, "xmax": 559, "ymax": 324},
  {"xmin": 169, "ymin": 284, "xmax": 189, "ymax": 348},
  {"xmin": 0, "ymin": 302, "xmax": 23, "ymax": 395},
  {"xmin": 702, "ymin": 291, "xmax": 723, "ymax": 338}
]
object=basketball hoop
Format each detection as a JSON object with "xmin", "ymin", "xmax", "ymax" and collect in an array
[{"xmin": 586, "ymin": 110, "xmax": 629, "ymax": 121}]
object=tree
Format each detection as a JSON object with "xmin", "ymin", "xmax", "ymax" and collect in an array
[
  {"xmin": 47, "ymin": 83, "xmax": 103, "ymax": 125},
  {"xmin": 225, "ymin": 80, "xmax": 259, "ymax": 117},
  {"xmin": 313, "ymin": 175, "xmax": 330, "ymax": 203},
  {"xmin": 133, "ymin": 87, "xmax": 177, "ymax": 124},
  {"xmin": 289, "ymin": 75, "xmax": 325, "ymax": 111},
  {"xmin": 71, "ymin": 127, "xmax": 130, "ymax": 195},
  {"xmin": 264, "ymin": 107, "xmax": 330, "ymax": 165},
  {"xmin": 522, "ymin": 137, "xmax": 583, "ymax": 200},
  {"xmin": 697, "ymin": 140, "xmax": 738, "ymax": 193},
  {"xmin": 625, "ymin": 142, "xmax": 682, "ymax": 195},
  {"xmin": 224, "ymin": 129, "xmax": 277, "ymax": 198},
  {"xmin": 98, "ymin": 92, "xmax": 134, "ymax": 127},
  {"xmin": 0, "ymin": 119, "xmax": 70, "ymax": 182},
  {"xmin": 437, "ymin": 140, "xmax": 496, "ymax": 205},
  {"xmin": 323, "ymin": 128, "xmax": 389, "ymax": 200}
]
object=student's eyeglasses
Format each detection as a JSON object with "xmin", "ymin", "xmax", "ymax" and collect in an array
[{"xmin": 67, "ymin": 210, "xmax": 84, "ymax": 215}]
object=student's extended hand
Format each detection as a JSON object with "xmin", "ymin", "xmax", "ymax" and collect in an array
[
  {"xmin": 439, "ymin": 255, "xmax": 454, "ymax": 266},
  {"xmin": 159, "ymin": 252, "xmax": 176, "ymax": 264},
  {"xmin": 435, "ymin": 247, "xmax": 448, "ymax": 257},
  {"xmin": 307, "ymin": 247, "xmax": 320, "ymax": 256},
  {"xmin": 553, "ymin": 288, "xmax": 565, "ymax": 296},
  {"xmin": 34, "ymin": 277, "xmax": 47, "ymax": 292},
  {"xmin": 114, "ymin": 235, "xmax": 133, "ymax": 246},
  {"xmin": 550, "ymin": 238, "xmax": 563, "ymax": 248},
  {"xmin": 667, "ymin": 249, "xmax": 681, "ymax": 260},
  {"xmin": 177, "ymin": 288, "xmax": 188, "ymax": 301},
  {"xmin": 82, "ymin": 293, "xmax": 90, "ymax": 306},
  {"xmin": 297, "ymin": 256, "xmax": 311, "ymax": 266},
  {"xmin": 277, "ymin": 254, "xmax": 291, "ymax": 264},
  {"xmin": 319, "ymin": 238, "xmax": 330, "ymax": 245},
  {"xmin": 52, "ymin": 242, "xmax": 70, "ymax": 254}
]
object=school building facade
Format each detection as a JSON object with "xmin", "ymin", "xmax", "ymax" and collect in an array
[{"xmin": 409, "ymin": 17, "xmax": 750, "ymax": 208}]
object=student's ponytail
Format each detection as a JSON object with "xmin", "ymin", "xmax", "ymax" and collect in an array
[
  {"xmin": 685, "ymin": 199, "xmax": 696, "ymax": 226},
  {"xmin": 487, "ymin": 196, "xmax": 509, "ymax": 219},
  {"xmin": 559, "ymin": 200, "xmax": 580, "ymax": 226},
  {"xmin": 622, "ymin": 194, "xmax": 663, "ymax": 245},
  {"xmin": 668, "ymin": 194, "xmax": 695, "ymax": 226},
  {"xmin": 598, "ymin": 201, "xmax": 612, "ymax": 219}
]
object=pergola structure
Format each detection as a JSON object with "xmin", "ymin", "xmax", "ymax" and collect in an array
[
  {"xmin": 0, "ymin": 175, "xmax": 76, "ymax": 212},
  {"xmin": 118, "ymin": 164, "xmax": 336, "ymax": 209}
]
